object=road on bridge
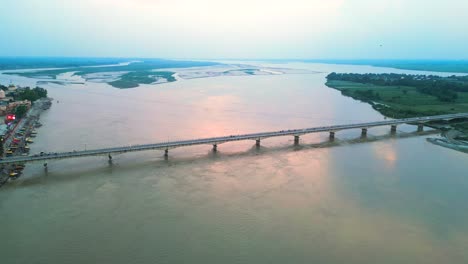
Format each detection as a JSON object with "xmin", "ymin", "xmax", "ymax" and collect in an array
[{"xmin": 1, "ymin": 113, "xmax": 467, "ymax": 165}]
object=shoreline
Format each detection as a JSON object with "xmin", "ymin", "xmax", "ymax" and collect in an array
[
  {"xmin": 325, "ymin": 76, "xmax": 468, "ymax": 126},
  {"xmin": 2, "ymin": 63, "xmax": 321, "ymax": 89},
  {"xmin": 0, "ymin": 97, "xmax": 52, "ymax": 186},
  {"xmin": 325, "ymin": 79, "xmax": 468, "ymax": 151}
]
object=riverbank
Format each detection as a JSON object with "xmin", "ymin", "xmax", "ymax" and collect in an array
[
  {"xmin": 326, "ymin": 80, "xmax": 468, "ymax": 117},
  {"xmin": 0, "ymin": 97, "xmax": 52, "ymax": 186},
  {"xmin": 426, "ymin": 137, "xmax": 468, "ymax": 153},
  {"xmin": 3, "ymin": 59, "xmax": 219, "ymax": 89},
  {"xmin": 325, "ymin": 73, "xmax": 468, "ymax": 130},
  {"xmin": 325, "ymin": 74, "xmax": 468, "ymax": 151}
]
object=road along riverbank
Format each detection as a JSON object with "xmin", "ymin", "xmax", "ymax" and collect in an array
[{"xmin": 0, "ymin": 98, "xmax": 52, "ymax": 186}]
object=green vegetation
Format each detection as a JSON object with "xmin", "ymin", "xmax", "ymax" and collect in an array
[
  {"xmin": 326, "ymin": 73, "xmax": 468, "ymax": 119},
  {"xmin": 240, "ymin": 69, "xmax": 257, "ymax": 75},
  {"xmin": 327, "ymin": 73, "xmax": 468, "ymax": 102},
  {"xmin": 109, "ymin": 71, "xmax": 175, "ymax": 88},
  {"xmin": 36, "ymin": 81, "xmax": 68, "ymax": 85},
  {"xmin": 14, "ymin": 105, "xmax": 28, "ymax": 119},
  {"xmin": 454, "ymin": 123, "xmax": 468, "ymax": 140},
  {"xmin": 16, "ymin": 87, "xmax": 48, "ymax": 102},
  {"xmin": 4, "ymin": 59, "xmax": 219, "ymax": 88}
]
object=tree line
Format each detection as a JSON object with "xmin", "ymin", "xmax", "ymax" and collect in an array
[
  {"xmin": 327, "ymin": 72, "xmax": 468, "ymax": 102},
  {"xmin": 15, "ymin": 87, "xmax": 48, "ymax": 102}
]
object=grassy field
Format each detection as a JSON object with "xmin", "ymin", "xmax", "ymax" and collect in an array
[{"xmin": 326, "ymin": 80, "xmax": 468, "ymax": 118}]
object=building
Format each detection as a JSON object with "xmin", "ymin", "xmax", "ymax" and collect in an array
[
  {"xmin": 0, "ymin": 124, "xmax": 8, "ymax": 137},
  {"xmin": 6, "ymin": 85, "xmax": 18, "ymax": 97},
  {"xmin": 8, "ymin": 84, "xmax": 16, "ymax": 91},
  {"xmin": 0, "ymin": 90, "xmax": 5, "ymax": 99},
  {"xmin": 6, "ymin": 100, "xmax": 31, "ymax": 113},
  {"xmin": 0, "ymin": 106, "xmax": 6, "ymax": 116}
]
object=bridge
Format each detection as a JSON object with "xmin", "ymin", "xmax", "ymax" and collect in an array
[{"xmin": 1, "ymin": 113, "xmax": 467, "ymax": 166}]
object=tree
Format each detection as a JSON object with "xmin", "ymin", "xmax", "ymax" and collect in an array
[
  {"xmin": 15, "ymin": 105, "xmax": 28, "ymax": 119},
  {"xmin": 16, "ymin": 86, "xmax": 48, "ymax": 102}
]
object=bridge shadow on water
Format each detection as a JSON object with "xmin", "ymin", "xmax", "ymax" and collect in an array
[{"xmin": 5, "ymin": 129, "xmax": 440, "ymax": 189}]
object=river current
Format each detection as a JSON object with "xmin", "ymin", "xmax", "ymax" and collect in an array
[{"xmin": 1, "ymin": 62, "xmax": 467, "ymax": 264}]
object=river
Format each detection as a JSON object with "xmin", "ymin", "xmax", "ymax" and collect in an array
[{"xmin": 1, "ymin": 62, "xmax": 467, "ymax": 264}]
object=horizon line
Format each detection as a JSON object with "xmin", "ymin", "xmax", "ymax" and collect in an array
[{"xmin": 1, "ymin": 56, "xmax": 468, "ymax": 62}]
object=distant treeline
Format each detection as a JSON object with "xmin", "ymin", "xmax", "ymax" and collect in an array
[{"xmin": 327, "ymin": 72, "xmax": 468, "ymax": 102}]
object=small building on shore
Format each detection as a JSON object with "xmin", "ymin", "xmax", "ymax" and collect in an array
[
  {"xmin": 0, "ymin": 100, "xmax": 32, "ymax": 117},
  {"xmin": 6, "ymin": 85, "xmax": 18, "ymax": 97},
  {"xmin": 0, "ymin": 106, "xmax": 7, "ymax": 116},
  {"xmin": 0, "ymin": 124, "xmax": 8, "ymax": 137},
  {"xmin": 6, "ymin": 100, "xmax": 31, "ymax": 113},
  {"xmin": 8, "ymin": 84, "xmax": 16, "ymax": 91},
  {"xmin": 0, "ymin": 100, "xmax": 8, "ymax": 116}
]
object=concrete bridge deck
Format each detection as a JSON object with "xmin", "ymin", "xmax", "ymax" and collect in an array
[{"xmin": 1, "ymin": 113, "xmax": 467, "ymax": 165}]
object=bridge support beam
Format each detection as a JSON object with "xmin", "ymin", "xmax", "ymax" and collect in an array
[
  {"xmin": 256, "ymin": 139, "xmax": 260, "ymax": 147},
  {"xmin": 329, "ymin": 131, "xmax": 335, "ymax": 140},
  {"xmin": 417, "ymin": 124, "xmax": 424, "ymax": 132},
  {"xmin": 294, "ymin": 136, "xmax": 300, "ymax": 145},
  {"xmin": 213, "ymin": 144, "xmax": 217, "ymax": 152},
  {"xmin": 361, "ymin": 128, "xmax": 367, "ymax": 137},
  {"xmin": 390, "ymin": 125, "xmax": 397, "ymax": 133}
]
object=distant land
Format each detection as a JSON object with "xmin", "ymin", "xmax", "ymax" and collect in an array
[
  {"xmin": 227, "ymin": 59, "xmax": 468, "ymax": 74},
  {"xmin": 3, "ymin": 57, "xmax": 468, "ymax": 88},
  {"xmin": 3, "ymin": 57, "xmax": 468, "ymax": 73},
  {"xmin": 0, "ymin": 57, "xmax": 129, "ymax": 70},
  {"xmin": 326, "ymin": 73, "xmax": 468, "ymax": 134},
  {"xmin": 301, "ymin": 59, "xmax": 468, "ymax": 74},
  {"xmin": 0, "ymin": 58, "xmax": 219, "ymax": 88}
]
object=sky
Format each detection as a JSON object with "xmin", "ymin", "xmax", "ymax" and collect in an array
[{"xmin": 1, "ymin": 0, "xmax": 468, "ymax": 59}]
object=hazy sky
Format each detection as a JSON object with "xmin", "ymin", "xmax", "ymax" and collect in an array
[{"xmin": 1, "ymin": 0, "xmax": 468, "ymax": 59}]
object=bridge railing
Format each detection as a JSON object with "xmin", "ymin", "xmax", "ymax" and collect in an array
[{"xmin": 1, "ymin": 113, "xmax": 467, "ymax": 165}]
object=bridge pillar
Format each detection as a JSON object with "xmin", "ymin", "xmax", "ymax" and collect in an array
[
  {"xmin": 390, "ymin": 125, "xmax": 397, "ymax": 133},
  {"xmin": 294, "ymin": 136, "xmax": 300, "ymax": 145},
  {"xmin": 256, "ymin": 139, "xmax": 260, "ymax": 147},
  {"xmin": 329, "ymin": 131, "xmax": 335, "ymax": 140},
  {"xmin": 417, "ymin": 124, "xmax": 424, "ymax": 132},
  {"xmin": 213, "ymin": 144, "xmax": 217, "ymax": 152},
  {"xmin": 108, "ymin": 154, "xmax": 112, "ymax": 160},
  {"xmin": 361, "ymin": 128, "xmax": 367, "ymax": 137},
  {"xmin": 164, "ymin": 149, "xmax": 169, "ymax": 157}
]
